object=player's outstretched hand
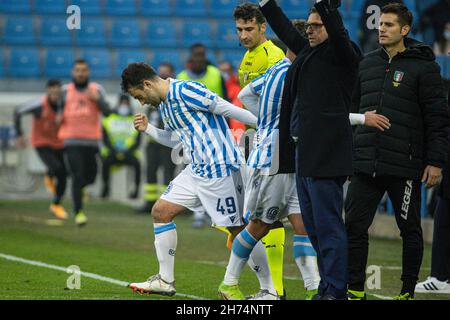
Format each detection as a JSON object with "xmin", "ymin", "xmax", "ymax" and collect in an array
[
  {"xmin": 134, "ymin": 113, "xmax": 148, "ymax": 132},
  {"xmin": 364, "ymin": 110, "xmax": 391, "ymax": 131}
]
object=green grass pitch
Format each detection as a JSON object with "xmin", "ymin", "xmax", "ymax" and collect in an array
[{"xmin": 0, "ymin": 199, "xmax": 447, "ymax": 300}]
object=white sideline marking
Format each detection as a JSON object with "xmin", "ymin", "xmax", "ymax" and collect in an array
[{"xmin": 0, "ymin": 253, "xmax": 207, "ymax": 300}]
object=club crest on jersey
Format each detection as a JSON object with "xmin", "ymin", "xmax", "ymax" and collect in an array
[{"xmin": 393, "ymin": 71, "xmax": 404, "ymax": 88}]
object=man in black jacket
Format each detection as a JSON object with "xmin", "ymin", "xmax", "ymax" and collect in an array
[
  {"xmin": 345, "ymin": 3, "xmax": 449, "ymax": 300},
  {"xmin": 259, "ymin": 0, "xmax": 362, "ymax": 300}
]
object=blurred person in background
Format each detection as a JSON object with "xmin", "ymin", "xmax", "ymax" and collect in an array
[
  {"xmin": 137, "ymin": 63, "xmax": 176, "ymax": 213},
  {"xmin": 58, "ymin": 59, "xmax": 111, "ymax": 226},
  {"xmin": 100, "ymin": 94, "xmax": 141, "ymax": 200},
  {"xmin": 14, "ymin": 79, "xmax": 68, "ymax": 220},
  {"xmin": 219, "ymin": 61, "xmax": 245, "ymax": 143},
  {"xmin": 418, "ymin": 0, "xmax": 450, "ymax": 50}
]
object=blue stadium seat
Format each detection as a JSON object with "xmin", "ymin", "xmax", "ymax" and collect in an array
[
  {"xmin": 215, "ymin": 22, "xmax": 240, "ymax": 49},
  {"xmin": 34, "ymin": 0, "xmax": 66, "ymax": 14},
  {"xmin": 80, "ymin": 50, "xmax": 112, "ymax": 79},
  {"xmin": 104, "ymin": 0, "xmax": 137, "ymax": 16},
  {"xmin": 221, "ymin": 50, "xmax": 245, "ymax": 71},
  {"xmin": 140, "ymin": 0, "xmax": 172, "ymax": 16},
  {"xmin": 145, "ymin": 19, "xmax": 177, "ymax": 48},
  {"xmin": 209, "ymin": 0, "xmax": 235, "ymax": 18},
  {"xmin": 75, "ymin": 19, "xmax": 106, "ymax": 47},
  {"xmin": 403, "ymin": 0, "xmax": 417, "ymax": 11},
  {"xmin": 349, "ymin": 0, "xmax": 365, "ymax": 19},
  {"xmin": 344, "ymin": 18, "xmax": 360, "ymax": 45},
  {"xmin": 44, "ymin": 49, "xmax": 75, "ymax": 78},
  {"xmin": 180, "ymin": 21, "xmax": 212, "ymax": 48},
  {"xmin": 0, "ymin": 54, "xmax": 4, "ymax": 78},
  {"xmin": 69, "ymin": 0, "xmax": 101, "ymax": 15},
  {"xmin": 4, "ymin": 17, "xmax": 36, "ymax": 45},
  {"xmin": 40, "ymin": 19, "xmax": 72, "ymax": 46},
  {"xmin": 152, "ymin": 50, "xmax": 184, "ymax": 73},
  {"xmin": 110, "ymin": 19, "xmax": 142, "ymax": 48},
  {"xmin": 9, "ymin": 49, "xmax": 41, "ymax": 78},
  {"xmin": 175, "ymin": 0, "xmax": 207, "ymax": 17},
  {"xmin": 0, "ymin": 0, "xmax": 31, "ymax": 13},
  {"xmin": 436, "ymin": 55, "xmax": 450, "ymax": 80},
  {"xmin": 116, "ymin": 50, "xmax": 146, "ymax": 77},
  {"xmin": 282, "ymin": 0, "xmax": 311, "ymax": 19}
]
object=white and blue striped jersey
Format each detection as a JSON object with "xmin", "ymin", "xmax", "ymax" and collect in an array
[
  {"xmin": 247, "ymin": 57, "xmax": 291, "ymax": 172},
  {"xmin": 158, "ymin": 79, "xmax": 243, "ymax": 179}
]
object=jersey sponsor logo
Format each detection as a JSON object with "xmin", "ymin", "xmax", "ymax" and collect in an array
[
  {"xmin": 401, "ymin": 179, "xmax": 413, "ymax": 220},
  {"xmin": 229, "ymin": 215, "xmax": 236, "ymax": 224}
]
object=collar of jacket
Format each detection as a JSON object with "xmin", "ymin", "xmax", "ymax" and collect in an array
[{"xmin": 378, "ymin": 37, "xmax": 436, "ymax": 62}]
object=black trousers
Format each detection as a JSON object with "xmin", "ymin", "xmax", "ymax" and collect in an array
[
  {"xmin": 431, "ymin": 196, "xmax": 450, "ymax": 281},
  {"xmin": 345, "ymin": 173, "xmax": 424, "ymax": 293},
  {"xmin": 101, "ymin": 152, "xmax": 141, "ymax": 192},
  {"xmin": 65, "ymin": 146, "xmax": 99, "ymax": 214},
  {"xmin": 36, "ymin": 147, "xmax": 67, "ymax": 204}
]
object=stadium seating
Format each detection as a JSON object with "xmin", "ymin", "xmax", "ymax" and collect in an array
[
  {"xmin": 104, "ymin": 0, "xmax": 137, "ymax": 16},
  {"xmin": 40, "ymin": 19, "xmax": 72, "ymax": 46},
  {"xmin": 115, "ymin": 50, "xmax": 147, "ymax": 77},
  {"xmin": 140, "ymin": 0, "xmax": 173, "ymax": 16},
  {"xmin": 181, "ymin": 21, "xmax": 212, "ymax": 48},
  {"xmin": 152, "ymin": 50, "xmax": 185, "ymax": 73},
  {"xmin": 145, "ymin": 19, "xmax": 178, "ymax": 48},
  {"xmin": 110, "ymin": 19, "xmax": 142, "ymax": 48},
  {"xmin": 282, "ymin": 0, "xmax": 311, "ymax": 19},
  {"xmin": 9, "ymin": 49, "xmax": 41, "ymax": 78},
  {"xmin": 4, "ymin": 18, "xmax": 36, "ymax": 45},
  {"xmin": 348, "ymin": 0, "xmax": 364, "ymax": 19},
  {"xmin": 344, "ymin": 17, "xmax": 360, "ymax": 45},
  {"xmin": 75, "ymin": 19, "xmax": 106, "ymax": 47},
  {"xmin": 209, "ymin": 0, "xmax": 235, "ymax": 18},
  {"xmin": 0, "ymin": 54, "xmax": 4, "ymax": 77},
  {"xmin": 215, "ymin": 22, "xmax": 240, "ymax": 49},
  {"xmin": 34, "ymin": 0, "xmax": 67, "ymax": 14},
  {"xmin": 0, "ymin": 0, "xmax": 31, "ymax": 14},
  {"xmin": 80, "ymin": 49, "xmax": 113, "ymax": 78},
  {"xmin": 221, "ymin": 50, "xmax": 245, "ymax": 70},
  {"xmin": 175, "ymin": 0, "xmax": 207, "ymax": 17},
  {"xmin": 436, "ymin": 55, "xmax": 450, "ymax": 80},
  {"xmin": 44, "ymin": 49, "xmax": 75, "ymax": 78},
  {"xmin": 69, "ymin": 0, "xmax": 101, "ymax": 15}
]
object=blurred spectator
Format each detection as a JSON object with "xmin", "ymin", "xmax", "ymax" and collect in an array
[
  {"xmin": 58, "ymin": 59, "xmax": 111, "ymax": 226},
  {"xmin": 219, "ymin": 61, "xmax": 245, "ymax": 142},
  {"xmin": 100, "ymin": 94, "xmax": 141, "ymax": 200},
  {"xmin": 359, "ymin": 0, "xmax": 404, "ymax": 53},
  {"xmin": 136, "ymin": 63, "xmax": 176, "ymax": 213},
  {"xmin": 13, "ymin": 79, "xmax": 68, "ymax": 220},
  {"xmin": 418, "ymin": 0, "xmax": 450, "ymax": 48},
  {"xmin": 434, "ymin": 21, "xmax": 450, "ymax": 55},
  {"xmin": 177, "ymin": 43, "xmax": 229, "ymax": 100}
]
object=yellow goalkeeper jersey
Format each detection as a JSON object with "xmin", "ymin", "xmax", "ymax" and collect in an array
[{"xmin": 238, "ymin": 39, "xmax": 285, "ymax": 88}]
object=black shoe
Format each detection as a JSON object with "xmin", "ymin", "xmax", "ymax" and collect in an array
[
  {"xmin": 100, "ymin": 186, "xmax": 110, "ymax": 199},
  {"xmin": 311, "ymin": 293, "xmax": 322, "ymax": 300}
]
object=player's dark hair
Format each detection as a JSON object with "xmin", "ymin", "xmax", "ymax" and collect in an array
[
  {"xmin": 46, "ymin": 79, "xmax": 61, "ymax": 87},
  {"xmin": 121, "ymin": 62, "xmax": 158, "ymax": 92},
  {"xmin": 190, "ymin": 43, "xmax": 206, "ymax": 52},
  {"xmin": 310, "ymin": 7, "xmax": 318, "ymax": 14},
  {"xmin": 381, "ymin": 3, "xmax": 413, "ymax": 27},
  {"xmin": 233, "ymin": 3, "xmax": 265, "ymax": 25},
  {"xmin": 73, "ymin": 58, "xmax": 89, "ymax": 67}
]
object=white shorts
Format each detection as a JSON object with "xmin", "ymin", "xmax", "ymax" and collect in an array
[
  {"xmin": 160, "ymin": 164, "xmax": 245, "ymax": 227},
  {"xmin": 244, "ymin": 169, "xmax": 300, "ymax": 224}
]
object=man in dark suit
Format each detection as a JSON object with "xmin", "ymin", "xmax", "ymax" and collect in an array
[{"xmin": 259, "ymin": 0, "xmax": 362, "ymax": 299}]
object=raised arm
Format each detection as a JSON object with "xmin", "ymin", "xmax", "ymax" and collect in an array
[
  {"xmin": 314, "ymin": 0, "xmax": 361, "ymax": 66},
  {"xmin": 14, "ymin": 99, "xmax": 42, "ymax": 137},
  {"xmin": 259, "ymin": 0, "xmax": 308, "ymax": 55}
]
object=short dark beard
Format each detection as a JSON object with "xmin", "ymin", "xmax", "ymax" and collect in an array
[{"xmin": 73, "ymin": 78, "xmax": 89, "ymax": 90}]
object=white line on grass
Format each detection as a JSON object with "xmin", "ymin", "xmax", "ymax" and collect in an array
[{"xmin": 0, "ymin": 253, "xmax": 207, "ymax": 300}]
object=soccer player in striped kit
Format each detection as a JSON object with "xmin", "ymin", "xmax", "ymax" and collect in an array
[{"xmin": 121, "ymin": 62, "xmax": 273, "ymax": 297}]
